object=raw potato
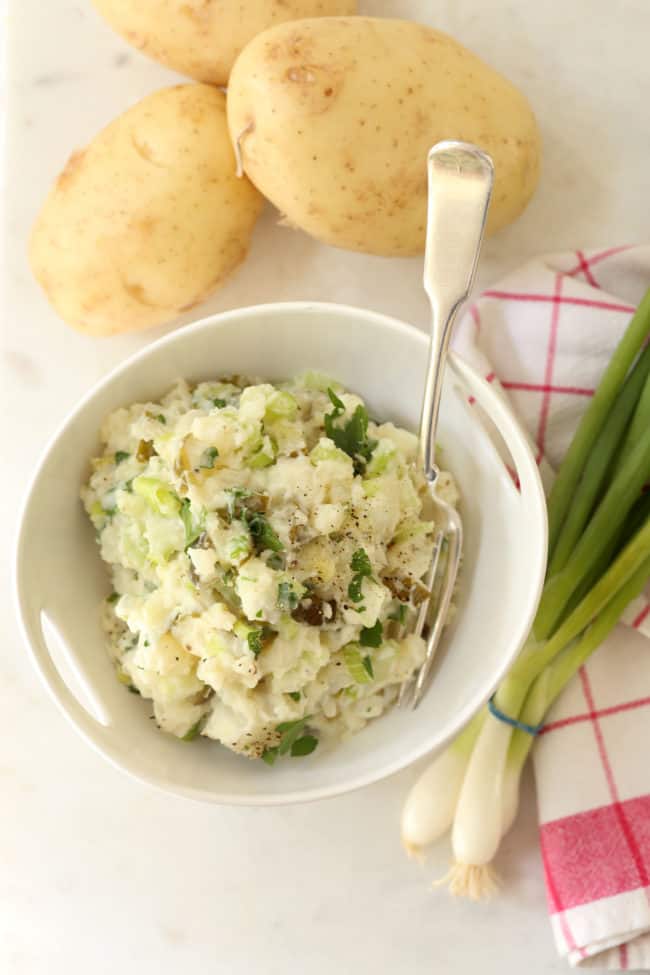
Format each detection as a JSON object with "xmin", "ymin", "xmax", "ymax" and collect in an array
[
  {"xmin": 29, "ymin": 85, "xmax": 263, "ymax": 336},
  {"xmin": 92, "ymin": 0, "xmax": 358, "ymax": 86},
  {"xmin": 228, "ymin": 17, "xmax": 541, "ymax": 256}
]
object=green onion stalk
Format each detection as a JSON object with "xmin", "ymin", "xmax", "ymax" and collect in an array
[{"xmin": 400, "ymin": 289, "xmax": 650, "ymax": 897}]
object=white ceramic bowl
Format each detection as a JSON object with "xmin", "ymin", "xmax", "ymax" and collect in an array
[{"xmin": 15, "ymin": 302, "xmax": 547, "ymax": 805}]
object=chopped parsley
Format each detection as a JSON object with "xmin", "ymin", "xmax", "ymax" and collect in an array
[
  {"xmin": 199, "ymin": 446, "xmax": 219, "ymax": 469},
  {"xmin": 290, "ymin": 735, "xmax": 318, "ymax": 757},
  {"xmin": 224, "ymin": 488, "xmax": 283, "ymax": 554},
  {"xmin": 246, "ymin": 626, "xmax": 273, "ymax": 657},
  {"xmin": 247, "ymin": 512, "xmax": 283, "ymax": 553},
  {"xmin": 348, "ymin": 547, "xmax": 373, "ymax": 603},
  {"xmin": 360, "ymin": 620, "xmax": 383, "ymax": 648},
  {"xmin": 114, "ymin": 451, "xmax": 130, "ymax": 465},
  {"xmin": 278, "ymin": 580, "xmax": 300, "ymax": 612},
  {"xmin": 324, "ymin": 388, "xmax": 377, "ymax": 474},
  {"xmin": 362, "ymin": 655, "xmax": 374, "ymax": 679},
  {"xmin": 156, "ymin": 414, "xmax": 166, "ymax": 425},
  {"xmin": 213, "ymin": 398, "xmax": 227, "ymax": 408},
  {"xmin": 107, "ymin": 591, "xmax": 120, "ymax": 604},
  {"xmin": 288, "ymin": 691, "xmax": 301, "ymax": 702},
  {"xmin": 261, "ymin": 717, "xmax": 318, "ymax": 765}
]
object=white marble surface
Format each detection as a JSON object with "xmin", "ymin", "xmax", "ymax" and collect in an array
[{"xmin": 3, "ymin": 1, "xmax": 650, "ymax": 972}]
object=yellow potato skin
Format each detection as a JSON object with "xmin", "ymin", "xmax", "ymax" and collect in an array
[
  {"xmin": 228, "ymin": 17, "xmax": 541, "ymax": 256},
  {"xmin": 29, "ymin": 85, "xmax": 263, "ymax": 336},
  {"xmin": 92, "ymin": 0, "xmax": 357, "ymax": 86}
]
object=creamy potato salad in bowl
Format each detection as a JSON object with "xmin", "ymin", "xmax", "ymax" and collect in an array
[
  {"xmin": 15, "ymin": 303, "xmax": 546, "ymax": 804},
  {"xmin": 82, "ymin": 373, "xmax": 459, "ymax": 763}
]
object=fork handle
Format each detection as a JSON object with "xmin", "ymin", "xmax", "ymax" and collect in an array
[{"xmin": 418, "ymin": 142, "xmax": 493, "ymax": 481}]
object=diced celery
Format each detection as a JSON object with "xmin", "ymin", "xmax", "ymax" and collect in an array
[
  {"xmin": 301, "ymin": 371, "xmax": 340, "ymax": 392},
  {"xmin": 265, "ymin": 390, "xmax": 298, "ymax": 421},
  {"xmin": 133, "ymin": 476, "xmax": 180, "ymax": 517},
  {"xmin": 309, "ymin": 439, "xmax": 350, "ymax": 465},
  {"xmin": 343, "ymin": 643, "xmax": 373, "ymax": 683},
  {"xmin": 365, "ymin": 443, "xmax": 396, "ymax": 477}
]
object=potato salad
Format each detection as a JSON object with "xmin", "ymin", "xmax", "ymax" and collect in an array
[{"xmin": 82, "ymin": 374, "xmax": 459, "ymax": 763}]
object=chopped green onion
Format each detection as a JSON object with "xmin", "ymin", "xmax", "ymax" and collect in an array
[
  {"xmin": 114, "ymin": 451, "xmax": 130, "ymax": 465},
  {"xmin": 182, "ymin": 719, "xmax": 204, "ymax": 741},
  {"xmin": 389, "ymin": 604, "xmax": 408, "ymax": 625},
  {"xmin": 278, "ymin": 580, "xmax": 300, "ymax": 612},
  {"xmin": 546, "ymin": 286, "xmax": 650, "ymax": 556}
]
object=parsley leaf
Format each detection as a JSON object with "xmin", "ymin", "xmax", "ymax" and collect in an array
[
  {"xmin": 351, "ymin": 548, "xmax": 372, "ymax": 577},
  {"xmin": 199, "ymin": 446, "xmax": 219, "ymax": 469},
  {"xmin": 348, "ymin": 548, "xmax": 373, "ymax": 603},
  {"xmin": 225, "ymin": 488, "xmax": 283, "ymax": 554},
  {"xmin": 247, "ymin": 625, "xmax": 273, "ymax": 657},
  {"xmin": 360, "ymin": 620, "xmax": 383, "ymax": 648},
  {"xmin": 114, "ymin": 451, "xmax": 130, "ymax": 465},
  {"xmin": 262, "ymin": 717, "xmax": 319, "ymax": 764},
  {"xmin": 291, "ymin": 735, "xmax": 318, "ymax": 757},
  {"xmin": 278, "ymin": 580, "xmax": 300, "ymax": 612},
  {"xmin": 324, "ymin": 389, "xmax": 377, "ymax": 474},
  {"xmin": 247, "ymin": 512, "xmax": 283, "ymax": 553}
]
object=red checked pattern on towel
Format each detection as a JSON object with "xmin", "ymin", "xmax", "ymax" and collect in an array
[{"xmin": 454, "ymin": 244, "xmax": 650, "ymax": 970}]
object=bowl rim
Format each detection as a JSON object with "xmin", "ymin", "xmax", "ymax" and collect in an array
[{"xmin": 14, "ymin": 300, "xmax": 547, "ymax": 805}]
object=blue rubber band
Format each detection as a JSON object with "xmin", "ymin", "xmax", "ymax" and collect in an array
[{"xmin": 488, "ymin": 694, "xmax": 542, "ymax": 736}]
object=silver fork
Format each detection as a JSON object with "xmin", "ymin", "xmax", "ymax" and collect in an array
[{"xmin": 398, "ymin": 141, "xmax": 494, "ymax": 710}]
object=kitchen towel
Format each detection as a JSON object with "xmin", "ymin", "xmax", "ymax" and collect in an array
[{"xmin": 454, "ymin": 244, "xmax": 650, "ymax": 971}]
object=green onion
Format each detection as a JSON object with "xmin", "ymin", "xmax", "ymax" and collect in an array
[
  {"xmin": 278, "ymin": 580, "xmax": 300, "ymax": 612},
  {"xmin": 546, "ymin": 287, "xmax": 650, "ymax": 558},
  {"xmin": 114, "ymin": 450, "xmax": 130, "ymax": 465},
  {"xmin": 547, "ymin": 340, "xmax": 650, "ymax": 576},
  {"xmin": 536, "ymin": 420, "xmax": 650, "ymax": 637}
]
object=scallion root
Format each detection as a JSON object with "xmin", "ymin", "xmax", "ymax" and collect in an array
[{"xmin": 437, "ymin": 862, "xmax": 500, "ymax": 901}]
